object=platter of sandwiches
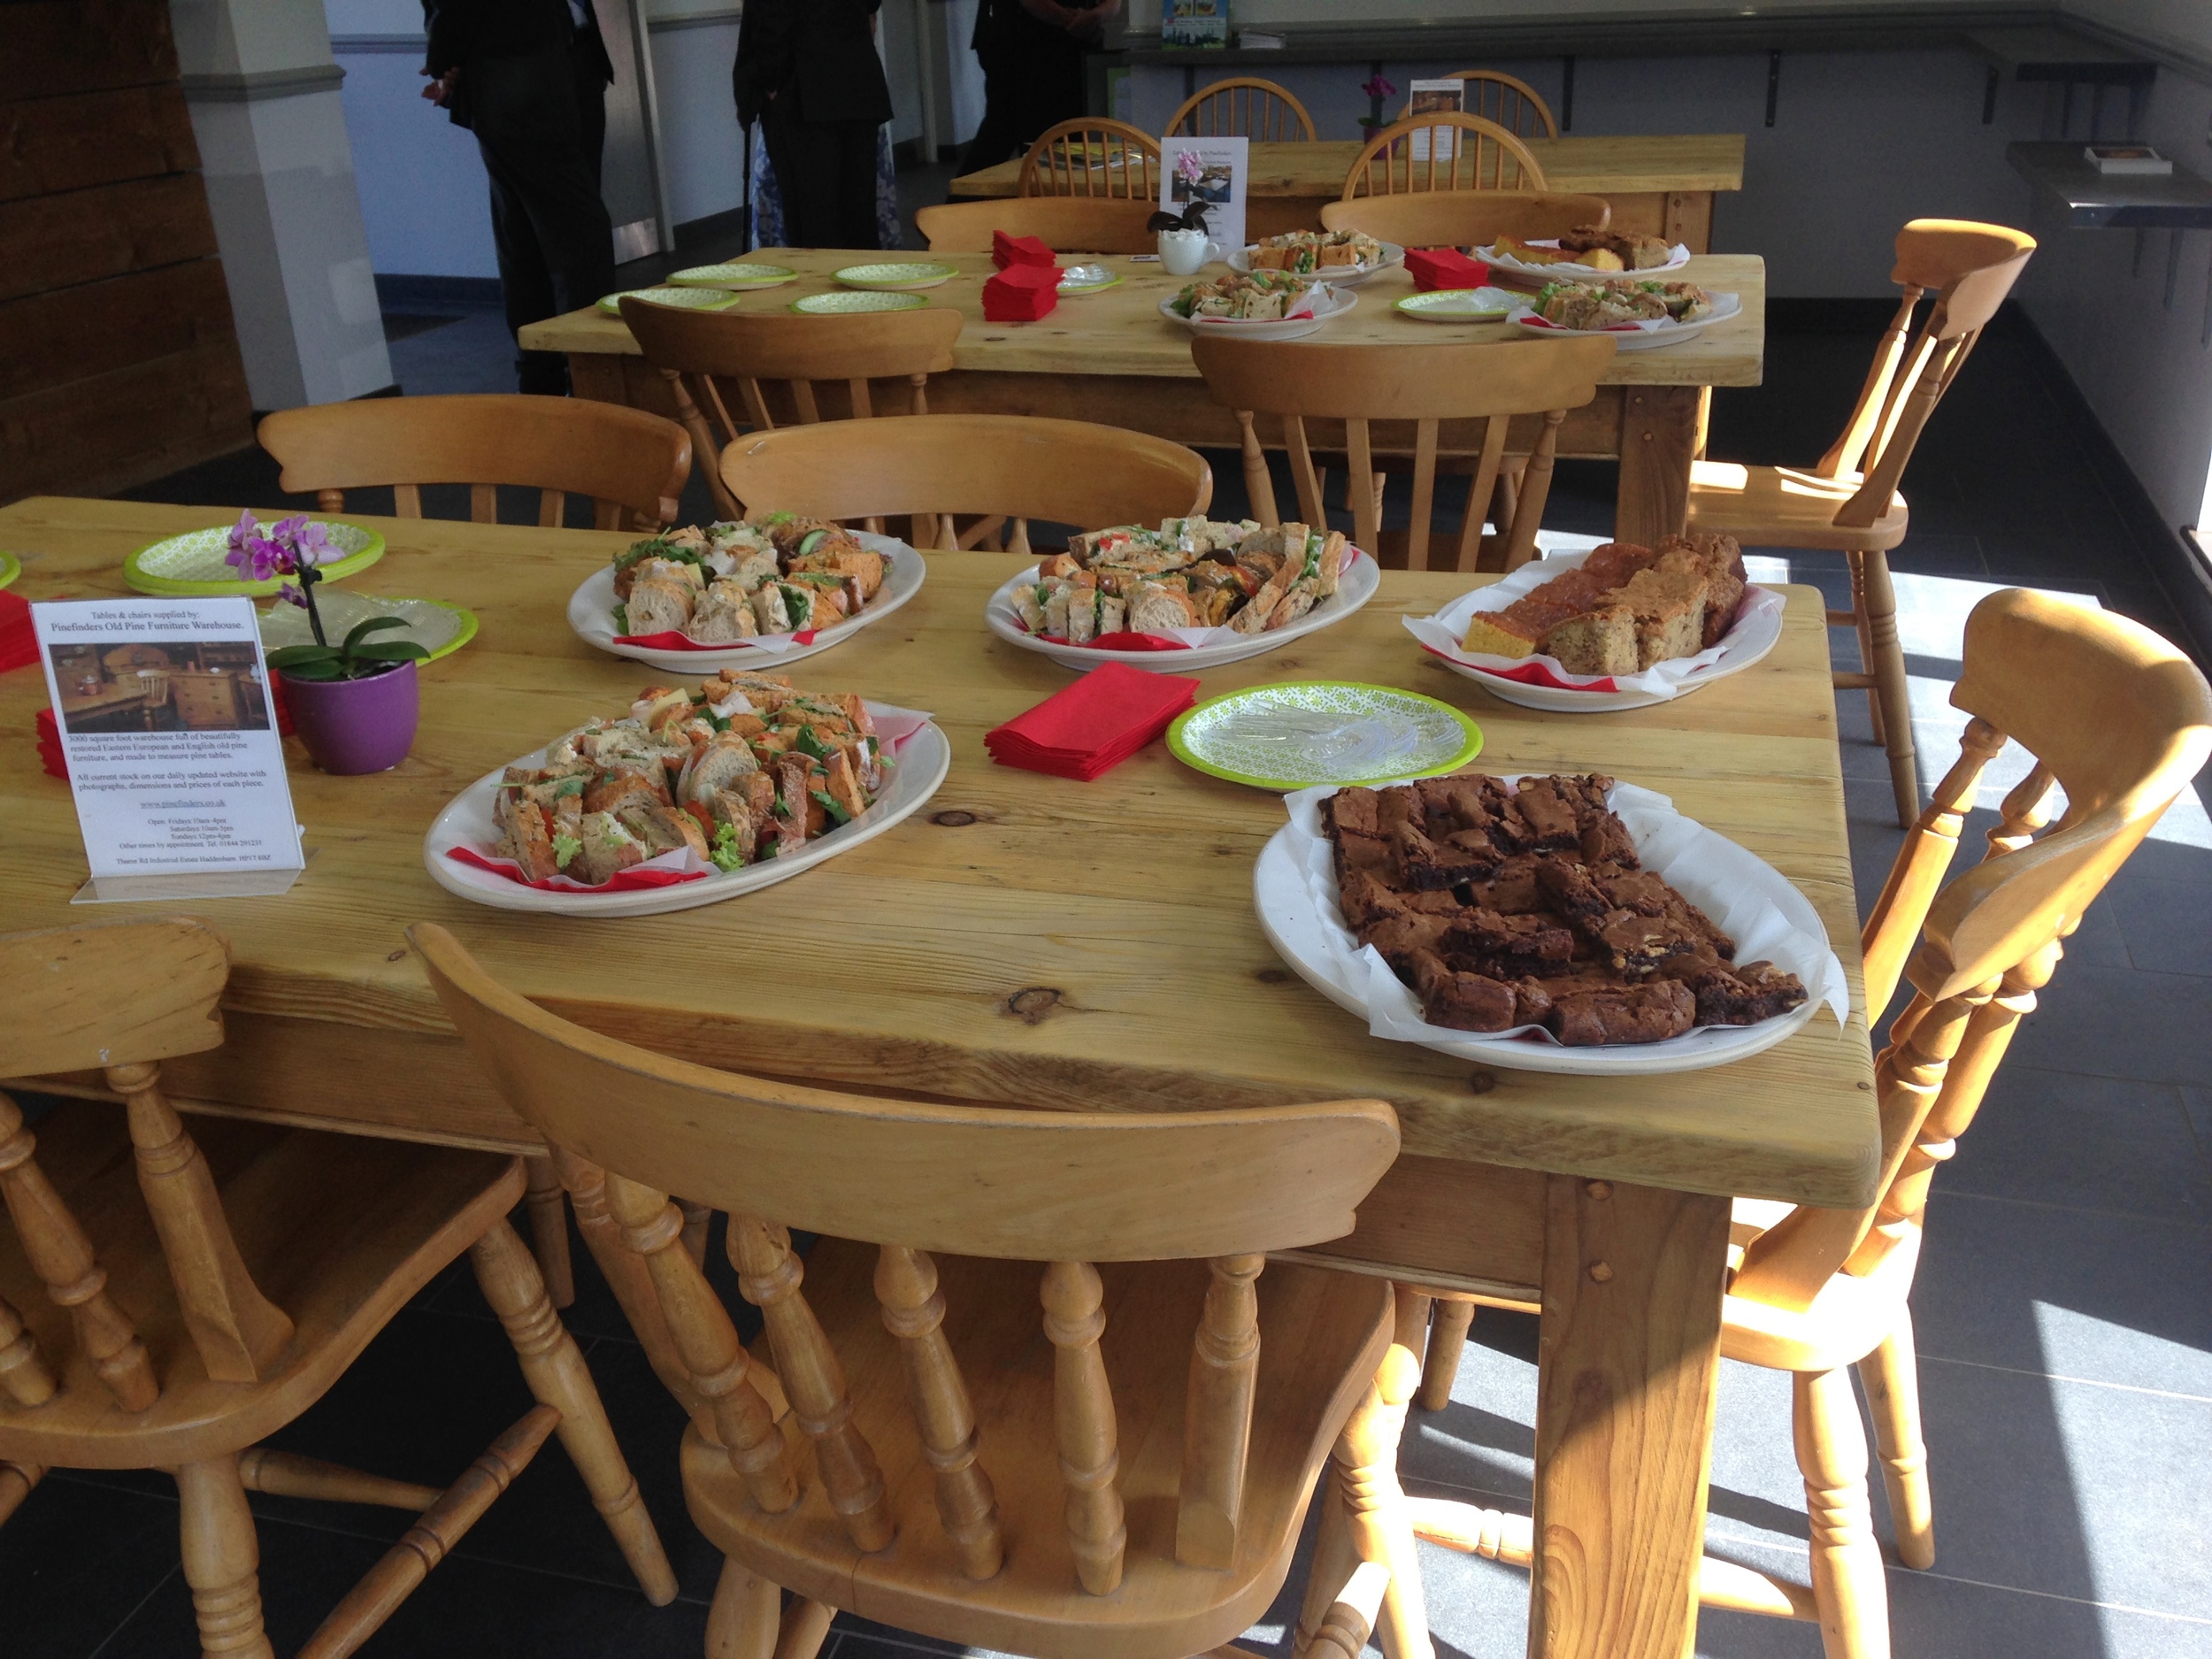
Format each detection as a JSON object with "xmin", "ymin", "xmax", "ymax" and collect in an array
[
  {"xmin": 1229, "ymin": 229, "xmax": 1402, "ymax": 288},
  {"xmin": 1253, "ymin": 770, "xmax": 1847, "ymax": 1074},
  {"xmin": 423, "ymin": 670, "xmax": 950, "ymax": 918},
  {"xmin": 1511, "ymin": 280, "xmax": 1737, "ymax": 349},
  {"xmin": 985, "ymin": 515, "xmax": 1379, "ymax": 673},
  {"xmin": 1479, "ymin": 226, "xmax": 1689, "ymax": 280},
  {"xmin": 568, "ymin": 517, "xmax": 924, "ymax": 672},
  {"xmin": 1159, "ymin": 271, "xmax": 1359, "ymax": 341},
  {"xmin": 1403, "ymin": 535, "xmax": 1784, "ymax": 710}
]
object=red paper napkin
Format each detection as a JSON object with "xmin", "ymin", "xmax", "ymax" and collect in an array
[
  {"xmin": 1407, "ymin": 248, "xmax": 1491, "ymax": 291},
  {"xmin": 985, "ymin": 660, "xmax": 1198, "ymax": 780},
  {"xmin": 992, "ymin": 230, "xmax": 1056, "ymax": 271},
  {"xmin": 983, "ymin": 261, "xmax": 1062, "ymax": 323},
  {"xmin": 0, "ymin": 591, "xmax": 33, "ymax": 676},
  {"xmin": 35, "ymin": 707, "xmax": 66, "ymax": 780}
]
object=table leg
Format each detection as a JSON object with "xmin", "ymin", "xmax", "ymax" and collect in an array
[
  {"xmin": 568, "ymin": 353, "xmax": 630, "ymax": 406},
  {"xmin": 1528, "ymin": 1176, "xmax": 1730, "ymax": 1659},
  {"xmin": 1615, "ymin": 386, "xmax": 1703, "ymax": 546}
]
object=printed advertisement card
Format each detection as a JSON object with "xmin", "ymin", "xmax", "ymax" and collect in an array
[{"xmin": 1160, "ymin": 134, "xmax": 1248, "ymax": 257}]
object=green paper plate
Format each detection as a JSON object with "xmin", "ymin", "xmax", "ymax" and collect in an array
[
  {"xmin": 1394, "ymin": 290, "xmax": 1513, "ymax": 324},
  {"xmin": 1058, "ymin": 270, "xmax": 1125, "ymax": 296},
  {"xmin": 257, "ymin": 590, "xmax": 477, "ymax": 663},
  {"xmin": 0, "ymin": 550, "xmax": 19, "ymax": 590},
  {"xmin": 667, "ymin": 263, "xmax": 795, "ymax": 288},
  {"xmin": 598, "ymin": 286, "xmax": 739, "ymax": 314},
  {"xmin": 125, "ymin": 522, "xmax": 386, "ymax": 598},
  {"xmin": 1167, "ymin": 681, "xmax": 1482, "ymax": 792},
  {"xmin": 793, "ymin": 289, "xmax": 930, "ymax": 314},
  {"xmin": 833, "ymin": 262, "xmax": 958, "ymax": 290}
]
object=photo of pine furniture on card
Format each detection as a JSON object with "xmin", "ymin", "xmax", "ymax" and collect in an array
[
  {"xmin": 0, "ymin": 493, "xmax": 1878, "ymax": 1659},
  {"xmin": 519, "ymin": 245, "xmax": 1766, "ymax": 549}
]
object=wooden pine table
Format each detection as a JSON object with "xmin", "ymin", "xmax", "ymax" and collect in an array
[
  {"xmin": 0, "ymin": 496, "xmax": 1876, "ymax": 1659},
  {"xmin": 948, "ymin": 134, "xmax": 1748, "ymax": 248},
  {"xmin": 520, "ymin": 247, "xmax": 1766, "ymax": 547}
]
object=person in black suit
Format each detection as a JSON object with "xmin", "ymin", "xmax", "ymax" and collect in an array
[
  {"xmin": 423, "ymin": 0, "xmax": 616, "ymax": 395},
  {"xmin": 734, "ymin": 0, "xmax": 892, "ymax": 250},
  {"xmin": 956, "ymin": 0, "xmax": 1121, "ymax": 178}
]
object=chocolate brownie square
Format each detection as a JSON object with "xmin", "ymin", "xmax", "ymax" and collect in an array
[
  {"xmin": 1321, "ymin": 787, "xmax": 1381, "ymax": 840},
  {"xmin": 1464, "ymin": 853, "xmax": 1548, "ymax": 915},
  {"xmin": 1592, "ymin": 870, "xmax": 1735, "ymax": 958},
  {"xmin": 1338, "ymin": 870, "xmax": 1458, "ymax": 929},
  {"xmin": 1393, "ymin": 824, "xmax": 1500, "ymax": 890},
  {"xmin": 1683, "ymin": 961, "xmax": 1807, "ymax": 1025},
  {"xmin": 1360, "ymin": 912, "xmax": 1456, "ymax": 974},
  {"xmin": 1442, "ymin": 908, "xmax": 1576, "ymax": 979},
  {"xmin": 1409, "ymin": 950, "xmax": 1532, "ymax": 1033},
  {"xmin": 1578, "ymin": 810, "xmax": 1640, "ymax": 869},
  {"xmin": 1547, "ymin": 979, "xmax": 1697, "ymax": 1046}
]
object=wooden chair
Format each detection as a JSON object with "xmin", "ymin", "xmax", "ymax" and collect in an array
[
  {"xmin": 1687, "ymin": 219, "xmax": 2037, "ymax": 827},
  {"xmin": 718, "ymin": 413, "xmax": 1212, "ymax": 557},
  {"xmin": 1402, "ymin": 70, "xmax": 1558, "ymax": 138},
  {"xmin": 409, "ymin": 921, "xmax": 1421, "ymax": 1659},
  {"xmin": 1168, "ymin": 76, "xmax": 1317, "ymax": 142},
  {"xmin": 0, "ymin": 918, "xmax": 677, "ymax": 1658},
  {"xmin": 1018, "ymin": 119, "xmax": 1163, "ymax": 201},
  {"xmin": 1189, "ymin": 334, "xmax": 1615, "ymax": 572},
  {"xmin": 914, "ymin": 196, "xmax": 1157, "ymax": 255},
  {"xmin": 1319, "ymin": 190, "xmax": 1609, "ymax": 249},
  {"xmin": 1340, "ymin": 114, "xmax": 1546, "ymax": 199},
  {"xmin": 620, "ymin": 299, "xmax": 964, "ymax": 526},
  {"xmin": 1395, "ymin": 589, "xmax": 2212, "ymax": 1659},
  {"xmin": 257, "ymin": 393, "xmax": 692, "ymax": 533}
]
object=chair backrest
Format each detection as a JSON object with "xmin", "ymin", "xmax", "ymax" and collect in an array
[
  {"xmin": 1730, "ymin": 591, "xmax": 2212, "ymax": 1314},
  {"xmin": 718, "ymin": 413, "xmax": 1212, "ymax": 556},
  {"xmin": 1168, "ymin": 76, "xmax": 1317, "ymax": 142},
  {"xmin": 257, "ymin": 394, "xmax": 692, "ymax": 533},
  {"xmin": 104, "ymin": 644, "xmax": 171, "ymax": 672},
  {"xmin": 1018, "ymin": 119, "xmax": 1163, "ymax": 201},
  {"xmin": 0, "ymin": 919, "xmax": 296, "ymax": 1417},
  {"xmin": 1319, "ymin": 191, "xmax": 1610, "ymax": 249},
  {"xmin": 1812, "ymin": 219, "xmax": 2035, "ymax": 525},
  {"xmin": 1190, "ymin": 334, "xmax": 1614, "ymax": 572},
  {"xmin": 620, "ymin": 299, "xmax": 964, "ymax": 526},
  {"xmin": 1405, "ymin": 70, "xmax": 1559, "ymax": 138},
  {"xmin": 409, "ymin": 921, "xmax": 1399, "ymax": 1588},
  {"xmin": 915, "ymin": 196, "xmax": 1158, "ymax": 255},
  {"xmin": 1341, "ymin": 113, "xmax": 1547, "ymax": 199}
]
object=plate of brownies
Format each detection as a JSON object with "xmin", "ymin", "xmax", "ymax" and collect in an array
[
  {"xmin": 1403, "ymin": 535, "xmax": 1785, "ymax": 710},
  {"xmin": 1254, "ymin": 771, "xmax": 1848, "ymax": 1074}
]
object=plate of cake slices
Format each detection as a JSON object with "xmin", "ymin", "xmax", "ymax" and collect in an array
[
  {"xmin": 985, "ymin": 516, "xmax": 1379, "ymax": 673},
  {"xmin": 569, "ymin": 519, "xmax": 925, "ymax": 672},
  {"xmin": 1477, "ymin": 227, "xmax": 1692, "ymax": 281},
  {"xmin": 1403, "ymin": 535, "xmax": 1784, "ymax": 710},
  {"xmin": 1254, "ymin": 771, "xmax": 1848, "ymax": 1074},
  {"xmin": 424, "ymin": 671, "xmax": 950, "ymax": 918}
]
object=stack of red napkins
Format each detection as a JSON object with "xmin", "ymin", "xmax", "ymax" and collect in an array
[
  {"xmin": 985, "ymin": 661, "xmax": 1199, "ymax": 780},
  {"xmin": 1407, "ymin": 248, "xmax": 1491, "ymax": 291},
  {"xmin": 35, "ymin": 708, "xmax": 66, "ymax": 780},
  {"xmin": 983, "ymin": 261, "xmax": 1061, "ymax": 323},
  {"xmin": 992, "ymin": 230, "xmax": 1056, "ymax": 271},
  {"xmin": 0, "ymin": 591, "xmax": 33, "ymax": 676}
]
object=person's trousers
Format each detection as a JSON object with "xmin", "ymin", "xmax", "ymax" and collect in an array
[
  {"xmin": 761, "ymin": 111, "xmax": 882, "ymax": 250},
  {"xmin": 468, "ymin": 38, "xmax": 615, "ymax": 396},
  {"xmin": 954, "ymin": 48, "xmax": 1086, "ymax": 177}
]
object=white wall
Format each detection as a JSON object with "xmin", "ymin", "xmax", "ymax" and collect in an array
[{"xmin": 647, "ymin": 18, "xmax": 747, "ymax": 227}]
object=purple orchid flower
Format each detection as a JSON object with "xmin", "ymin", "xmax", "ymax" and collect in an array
[
  {"xmin": 1360, "ymin": 74, "xmax": 1396, "ymax": 104},
  {"xmin": 277, "ymin": 582, "xmax": 308, "ymax": 609},
  {"xmin": 225, "ymin": 510, "xmax": 285, "ymax": 582},
  {"xmin": 1175, "ymin": 149, "xmax": 1206, "ymax": 187}
]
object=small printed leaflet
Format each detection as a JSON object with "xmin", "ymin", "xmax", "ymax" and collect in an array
[{"xmin": 1161, "ymin": 134, "xmax": 1248, "ymax": 259}]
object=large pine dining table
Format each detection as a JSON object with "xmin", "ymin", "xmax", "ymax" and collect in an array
[
  {"xmin": 519, "ymin": 246, "xmax": 1765, "ymax": 547},
  {"xmin": 0, "ymin": 495, "xmax": 1875, "ymax": 1659}
]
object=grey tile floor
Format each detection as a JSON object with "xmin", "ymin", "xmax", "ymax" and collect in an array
[{"xmin": 25, "ymin": 173, "xmax": 2212, "ymax": 1655}]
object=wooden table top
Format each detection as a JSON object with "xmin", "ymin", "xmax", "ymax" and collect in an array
[
  {"xmin": 0, "ymin": 496, "xmax": 1875, "ymax": 1209},
  {"xmin": 949, "ymin": 134, "xmax": 1749, "ymax": 201},
  {"xmin": 519, "ymin": 249, "xmax": 1766, "ymax": 389}
]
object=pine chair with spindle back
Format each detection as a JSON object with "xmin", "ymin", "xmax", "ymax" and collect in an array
[
  {"xmin": 1318, "ymin": 190, "xmax": 1609, "ymax": 249},
  {"xmin": 1018, "ymin": 119, "xmax": 1163, "ymax": 200},
  {"xmin": 619, "ymin": 299, "xmax": 964, "ymax": 526},
  {"xmin": 1341, "ymin": 113, "xmax": 1547, "ymax": 199},
  {"xmin": 718, "ymin": 413, "xmax": 1212, "ymax": 557},
  {"xmin": 257, "ymin": 393, "xmax": 692, "ymax": 533},
  {"xmin": 409, "ymin": 920, "xmax": 1425, "ymax": 1659},
  {"xmin": 0, "ymin": 918, "xmax": 677, "ymax": 1659},
  {"xmin": 1168, "ymin": 76, "xmax": 1317, "ymax": 141},
  {"xmin": 1403, "ymin": 70, "xmax": 1559, "ymax": 138},
  {"xmin": 1189, "ymin": 334, "xmax": 1615, "ymax": 572},
  {"xmin": 915, "ymin": 196, "xmax": 1158, "ymax": 255},
  {"xmin": 1687, "ymin": 219, "xmax": 2037, "ymax": 827},
  {"xmin": 1391, "ymin": 589, "xmax": 2212, "ymax": 1659}
]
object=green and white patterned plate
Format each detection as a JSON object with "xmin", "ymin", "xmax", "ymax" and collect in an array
[
  {"xmin": 124, "ymin": 522, "xmax": 385, "ymax": 598},
  {"xmin": 1394, "ymin": 288, "xmax": 1517, "ymax": 324},
  {"xmin": 793, "ymin": 289, "xmax": 931, "ymax": 315},
  {"xmin": 1167, "ymin": 681, "xmax": 1483, "ymax": 791},
  {"xmin": 597, "ymin": 286, "xmax": 739, "ymax": 315},
  {"xmin": 1058, "ymin": 265, "xmax": 1124, "ymax": 296},
  {"xmin": 667, "ymin": 263, "xmax": 795, "ymax": 289},
  {"xmin": 0, "ymin": 550, "xmax": 19, "ymax": 590},
  {"xmin": 258, "ymin": 590, "xmax": 477, "ymax": 663},
  {"xmin": 833, "ymin": 262, "xmax": 958, "ymax": 291}
]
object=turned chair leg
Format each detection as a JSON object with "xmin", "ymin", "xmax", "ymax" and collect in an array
[
  {"xmin": 706, "ymin": 1557, "xmax": 784, "ymax": 1659},
  {"xmin": 1795, "ymin": 1366, "xmax": 1891, "ymax": 1659},
  {"xmin": 521, "ymin": 1156, "xmax": 575, "ymax": 1310},
  {"xmin": 1296, "ymin": 1326, "xmax": 1431, "ymax": 1659},
  {"xmin": 176, "ymin": 1456, "xmax": 275, "ymax": 1659},
  {"xmin": 469, "ymin": 1217, "xmax": 679, "ymax": 1606},
  {"xmin": 1857, "ymin": 1312, "xmax": 1934, "ymax": 1570},
  {"xmin": 1855, "ymin": 548, "xmax": 1917, "ymax": 828},
  {"xmin": 1847, "ymin": 553, "xmax": 1886, "ymax": 747},
  {"xmin": 1417, "ymin": 1300, "xmax": 1473, "ymax": 1411}
]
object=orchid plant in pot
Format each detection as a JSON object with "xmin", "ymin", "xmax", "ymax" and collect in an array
[{"xmin": 228, "ymin": 511, "xmax": 426, "ymax": 775}]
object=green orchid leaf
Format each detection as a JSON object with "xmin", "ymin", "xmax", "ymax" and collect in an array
[{"xmin": 342, "ymin": 616, "xmax": 410, "ymax": 649}]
